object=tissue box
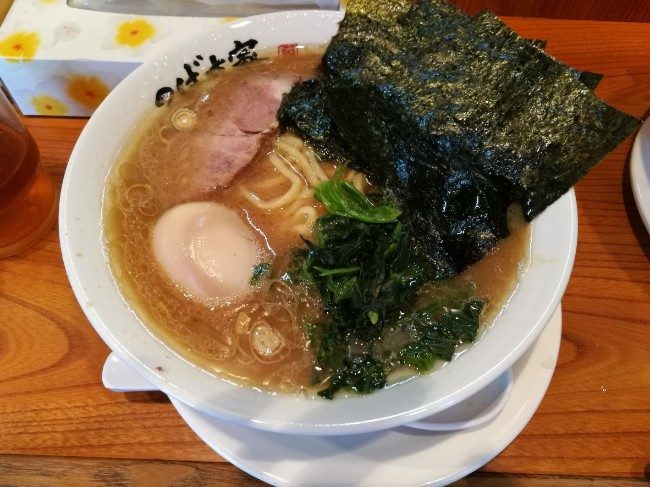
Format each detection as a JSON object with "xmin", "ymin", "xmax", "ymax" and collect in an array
[{"xmin": 0, "ymin": 0, "xmax": 337, "ymax": 117}]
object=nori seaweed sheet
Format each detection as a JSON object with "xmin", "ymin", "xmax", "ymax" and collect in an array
[
  {"xmin": 575, "ymin": 70, "xmax": 604, "ymax": 91},
  {"xmin": 278, "ymin": 0, "xmax": 639, "ymax": 277},
  {"xmin": 528, "ymin": 39, "xmax": 547, "ymax": 49},
  {"xmin": 527, "ymin": 39, "xmax": 603, "ymax": 90}
]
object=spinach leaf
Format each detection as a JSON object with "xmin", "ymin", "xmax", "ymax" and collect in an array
[
  {"xmin": 299, "ymin": 214, "xmax": 430, "ymax": 332},
  {"xmin": 397, "ymin": 299, "xmax": 484, "ymax": 367},
  {"xmin": 314, "ymin": 173, "xmax": 401, "ymax": 223},
  {"xmin": 307, "ymin": 292, "xmax": 484, "ymax": 399},
  {"xmin": 297, "ymin": 211, "xmax": 484, "ymax": 398},
  {"xmin": 313, "ymin": 266, "xmax": 361, "ymax": 277},
  {"xmin": 319, "ymin": 355, "xmax": 387, "ymax": 400}
]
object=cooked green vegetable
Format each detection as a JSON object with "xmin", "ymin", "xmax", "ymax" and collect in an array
[
  {"xmin": 304, "ymin": 267, "xmax": 484, "ymax": 399},
  {"xmin": 298, "ymin": 214, "xmax": 430, "ymax": 329},
  {"xmin": 314, "ymin": 169, "xmax": 401, "ymax": 223},
  {"xmin": 249, "ymin": 262, "xmax": 271, "ymax": 285},
  {"xmin": 396, "ymin": 298, "xmax": 483, "ymax": 366},
  {"xmin": 292, "ymin": 192, "xmax": 483, "ymax": 397}
]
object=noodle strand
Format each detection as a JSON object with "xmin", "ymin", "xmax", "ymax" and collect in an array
[{"xmin": 239, "ymin": 154, "xmax": 303, "ymax": 210}]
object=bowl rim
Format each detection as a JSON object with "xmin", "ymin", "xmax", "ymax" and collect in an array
[
  {"xmin": 630, "ymin": 118, "xmax": 650, "ymax": 233},
  {"xmin": 60, "ymin": 9, "xmax": 577, "ymax": 436}
]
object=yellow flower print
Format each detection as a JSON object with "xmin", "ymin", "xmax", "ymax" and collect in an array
[
  {"xmin": 114, "ymin": 19, "xmax": 156, "ymax": 48},
  {"xmin": 30, "ymin": 95, "xmax": 68, "ymax": 116},
  {"xmin": 66, "ymin": 75, "xmax": 110, "ymax": 109},
  {"xmin": 0, "ymin": 31, "xmax": 40, "ymax": 62}
]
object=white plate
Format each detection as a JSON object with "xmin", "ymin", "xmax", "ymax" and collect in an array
[
  {"xmin": 170, "ymin": 306, "xmax": 562, "ymax": 486},
  {"xmin": 631, "ymin": 118, "xmax": 650, "ymax": 232},
  {"xmin": 60, "ymin": 10, "xmax": 577, "ymax": 435},
  {"xmin": 405, "ymin": 367, "xmax": 513, "ymax": 431},
  {"xmin": 103, "ymin": 354, "xmax": 515, "ymax": 432}
]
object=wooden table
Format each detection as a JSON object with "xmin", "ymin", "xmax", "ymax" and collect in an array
[{"xmin": 1, "ymin": 16, "xmax": 649, "ymax": 487}]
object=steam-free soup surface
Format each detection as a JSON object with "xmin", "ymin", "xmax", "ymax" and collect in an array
[{"xmin": 104, "ymin": 50, "xmax": 531, "ymax": 395}]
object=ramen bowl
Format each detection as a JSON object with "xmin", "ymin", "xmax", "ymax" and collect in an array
[{"xmin": 60, "ymin": 10, "xmax": 577, "ymax": 436}]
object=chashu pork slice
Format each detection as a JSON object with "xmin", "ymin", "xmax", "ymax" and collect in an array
[{"xmin": 175, "ymin": 74, "xmax": 299, "ymax": 197}]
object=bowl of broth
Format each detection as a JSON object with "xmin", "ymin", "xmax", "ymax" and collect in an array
[{"xmin": 60, "ymin": 10, "xmax": 577, "ymax": 435}]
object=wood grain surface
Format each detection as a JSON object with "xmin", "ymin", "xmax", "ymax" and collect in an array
[
  {"xmin": 451, "ymin": 0, "xmax": 650, "ymax": 23},
  {"xmin": 0, "ymin": 16, "xmax": 649, "ymax": 486},
  {"xmin": 0, "ymin": 455, "xmax": 648, "ymax": 487}
]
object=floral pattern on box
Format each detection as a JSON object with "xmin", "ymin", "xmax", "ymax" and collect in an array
[{"xmin": 0, "ymin": 0, "xmax": 270, "ymax": 116}]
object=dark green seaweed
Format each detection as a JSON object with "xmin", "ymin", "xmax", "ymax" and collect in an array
[
  {"xmin": 279, "ymin": 0, "xmax": 639, "ymax": 276},
  {"xmin": 527, "ymin": 39, "xmax": 603, "ymax": 90},
  {"xmin": 575, "ymin": 70, "xmax": 604, "ymax": 90},
  {"xmin": 277, "ymin": 78, "xmax": 353, "ymax": 164}
]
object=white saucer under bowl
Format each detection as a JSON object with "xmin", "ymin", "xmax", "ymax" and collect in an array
[
  {"xmin": 170, "ymin": 306, "xmax": 562, "ymax": 487},
  {"xmin": 631, "ymin": 118, "xmax": 650, "ymax": 233}
]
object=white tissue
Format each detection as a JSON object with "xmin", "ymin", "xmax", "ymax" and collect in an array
[{"xmin": 68, "ymin": 0, "xmax": 340, "ymax": 16}]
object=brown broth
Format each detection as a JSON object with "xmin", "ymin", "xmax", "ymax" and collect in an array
[
  {"xmin": 418, "ymin": 204, "xmax": 531, "ymax": 328},
  {"xmin": 104, "ymin": 50, "xmax": 531, "ymax": 395}
]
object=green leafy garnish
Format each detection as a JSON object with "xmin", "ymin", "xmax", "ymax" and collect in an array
[
  {"xmin": 313, "ymin": 266, "xmax": 360, "ymax": 277},
  {"xmin": 313, "ymin": 169, "xmax": 401, "ymax": 223},
  {"xmin": 307, "ymin": 294, "xmax": 484, "ymax": 399},
  {"xmin": 396, "ymin": 299, "xmax": 484, "ymax": 368},
  {"xmin": 249, "ymin": 262, "xmax": 271, "ymax": 285},
  {"xmin": 294, "ymin": 211, "xmax": 484, "ymax": 399}
]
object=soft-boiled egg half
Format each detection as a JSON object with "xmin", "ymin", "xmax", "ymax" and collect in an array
[{"xmin": 152, "ymin": 202, "xmax": 262, "ymax": 302}]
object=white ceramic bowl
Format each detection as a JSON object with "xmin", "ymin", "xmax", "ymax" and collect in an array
[
  {"xmin": 631, "ymin": 118, "xmax": 650, "ymax": 233},
  {"xmin": 60, "ymin": 10, "xmax": 577, "ymax": 436}
]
